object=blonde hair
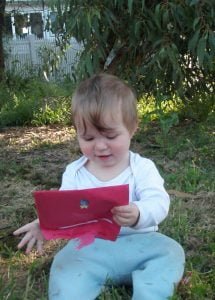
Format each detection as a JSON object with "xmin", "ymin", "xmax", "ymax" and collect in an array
[{"xmin": 72, "ymin": 73, "xmax": 138, "ymax": 134}]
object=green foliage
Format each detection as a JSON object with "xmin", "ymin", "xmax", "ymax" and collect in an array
[
  {"xmin": 0, "ymin": 268, "xmax": 48, "ymax": 300},
  {"xmin": 137, "ymin": 95, "xmax": 181, "ymax": 151},
  {"xmin": 180, "ymin": 91, "xmax": 215, "ymax": 122},
  {"xmin": 98, "ymin": 283, "xmax": 131, "ymax": 299},
  {"xmin": 32, "ymin": 97, "xmax": 71, "ymax": 126},
  {"xmin": 0, "ymin": 273, "xmax": 17, "ymax": 300},
  {"xmin": 0, "ymin": 91, "xmax": 36, "ymax": 126},
  {"xmin": 165, "ymin": 162, "xmax": 204, "ymax": 193},
  {"xmin": 38, "ymin": 45, "xmax": 62, "ymax": 79},
  {"xmin": 0, "ymin": 75, "xmax": 73, "ymax": 126},
  {"xmin": 49, "ymin": 0, "xmax": 215, "ymax": 120}
]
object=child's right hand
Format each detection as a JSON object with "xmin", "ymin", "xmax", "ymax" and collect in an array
[{"xmin": 13, "ymin": 219, "xmax": 45, "ymax": 254}]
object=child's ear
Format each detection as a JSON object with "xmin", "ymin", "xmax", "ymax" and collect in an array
[{"xmin": 131, "ymin": 122, "xmax": 139, "ymax": 137}]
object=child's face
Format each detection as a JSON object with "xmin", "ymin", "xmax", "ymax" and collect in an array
[{"xmin": 76, "ymin": 110, "xmax": 135, "ymax": 171}]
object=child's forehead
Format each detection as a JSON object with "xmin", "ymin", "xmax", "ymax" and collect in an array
[
  {"xmin": 76, "ymin": 105, "xmax": 122, "ymax": 124},
  {"xmin": 77, "ymin": 117, "xmax": 122, "ymax": 132},
  {"xmin": 79, "ymin": 126, "xmax": 117, "ymax": 136}
]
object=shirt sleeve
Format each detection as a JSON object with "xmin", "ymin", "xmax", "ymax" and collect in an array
[{"xmin": 132, "ymin": 158, "xmax": 170, "ymax": 230}]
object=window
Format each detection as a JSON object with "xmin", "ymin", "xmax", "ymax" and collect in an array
[
  {"xmin": 30, "ymin": 13, "xmax": 43, "ymax": 38},
  {"xmin": 14, "ymin": 14, "xmax": 29, "ymax": 38}
]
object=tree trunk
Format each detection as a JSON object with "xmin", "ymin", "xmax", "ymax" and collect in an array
[{"xmin": 0, "ymin": 0, "xmax": 6, "ymax": 81}]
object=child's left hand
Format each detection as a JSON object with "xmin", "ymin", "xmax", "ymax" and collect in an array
[{"xmin": 111, "ymin": 203, "xmax": 140, "ymax": 227}]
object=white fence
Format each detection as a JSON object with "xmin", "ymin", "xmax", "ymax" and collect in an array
[{"xmin": 4, "ymin": 35, "xmax": 82, "ymax": 80}]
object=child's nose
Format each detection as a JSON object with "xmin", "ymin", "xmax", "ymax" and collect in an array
[{"xmin": 95, "ymin": 138, "xmax": 108, "ymax": 150}]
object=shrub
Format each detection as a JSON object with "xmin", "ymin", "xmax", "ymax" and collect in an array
[{"xmin": 0, "ymin": 76, "xmax": 73, "ymax": 127}]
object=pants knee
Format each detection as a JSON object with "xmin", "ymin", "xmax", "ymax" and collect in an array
[{"xmin": 166, "ymin": 237, "xmax": 185, "ymax": 264}]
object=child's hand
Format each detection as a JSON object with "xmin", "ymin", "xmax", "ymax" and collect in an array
[
  {"xmin": 13, "ymin": 219, "xmax": 45, "ymax": 254},
  {"xmin": 111, "ymin": 203, "xmax": 140, "ymax": 227}
]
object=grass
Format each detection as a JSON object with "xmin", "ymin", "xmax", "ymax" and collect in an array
[
  {"xmin": 0, "ymin": 116, "xmax": 214, "ymax": 299},
  {"xmin": 0, "ymin": 78, "xmax": 74, "ymax": 127}
]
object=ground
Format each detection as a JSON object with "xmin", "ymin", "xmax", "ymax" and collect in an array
[{"xmin": 0, "ymin": 123, "xmax": 214, "ymax": 299}]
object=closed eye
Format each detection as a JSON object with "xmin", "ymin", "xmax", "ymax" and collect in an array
[
  {"xmin": 80, "ymin": 135, "xmax": 94, "ymax": 141},
  {"xmin": 106, "ymin": 135, "xmax": 117, "ymax": 140},
  {"xmin": 84, "ymin": 137, "xmax": 94, "ymax": 141}
]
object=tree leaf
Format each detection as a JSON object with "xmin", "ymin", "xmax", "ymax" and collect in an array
[
  {"xmin": 134, "ymin": 21, "xmax": 141, "ymax": 38},
  {"xmin": 128, "ymin": 0, "xmax": 133, "ymax": 15},
  {"xmin": 197, "ymin": 36, "xmax": 206, "ymax": 67},
  {"xmin": 208, "ymin": 30, "xmax": 215, "ymax": 49},
  {"xmin": 87, "ymin": 13, "xmax": 91, "ymax": 28},
  {"xmin": 188, "ymin": 29, "xmax": 200, "ymax": 52},
  {"xmin": 189, "ymin": 0, "xmax": 200, "ymax": 6},
  {"xmin": 86, "ymin": 53, "xmax": 94, "ymax": 75},
  {"xmin": 193, "ymin": 17, "xmax": 200, "ymax": 30}
]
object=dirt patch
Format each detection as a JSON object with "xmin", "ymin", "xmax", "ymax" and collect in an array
[{"xmin": 0, "ymin": 126, "xmax": 80, "ymax": 236}]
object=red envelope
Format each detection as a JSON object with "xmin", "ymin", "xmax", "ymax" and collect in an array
[{"xmin": 34, "ymin": 184, "xmax": 129, "ymax": 248}]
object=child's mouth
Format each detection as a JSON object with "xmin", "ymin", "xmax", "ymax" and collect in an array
[{"xmin": 97, "ymin": 154, "xmax": 112, "ymax": 160}]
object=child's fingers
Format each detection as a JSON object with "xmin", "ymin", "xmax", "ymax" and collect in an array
[
  {"xmin": 25, "ymin": 237, "xmax": 36, "ymax": 254},
  {"xmin": 112, "ymin": 204, "xmax": 139, "ymax": 219},
  {"xmin": 113, "ymin": 203, "xmax": 140, "ymax": 227},
  {"xmin": 13, "ymin": 223, "xmax": 32, "ymax": 235},
  {"xmin": 112, "ymin": 205, "xmax": 131, "ymax": 213},
  {"xmin": 112, "ymin": 207, "xmax": 134, "ymax": 218},
  {"xmin": 37, "ymin": 239, "xmax": 44, "ymax": 255},
  {"xmin": 114, "ymin": 212, "xmax": 131, "ymax": 219},
  {"xmin": 113, "ymin": 214, "xmax": 132, "ymax": 226},
  {"xmin": 17, "ymin": 231, "xmax": 32, "ymax": 249},
  {"xmin": 13, "ymin": 228, "xmax": 25, "ymax": 235}
]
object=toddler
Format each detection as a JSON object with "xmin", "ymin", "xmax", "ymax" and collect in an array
[{"xmin": 14, "ymin": 73, "xmax": 185, "ymax": 300}]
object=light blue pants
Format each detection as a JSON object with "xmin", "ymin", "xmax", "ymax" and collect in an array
[{"xmin": 49, "ymin": 232, "xmax": 185, "ymax": 300}]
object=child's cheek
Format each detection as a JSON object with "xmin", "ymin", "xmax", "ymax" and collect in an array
[{"xmin": 79, "ymin": 143, "xmax": 92, "ymax": 157}]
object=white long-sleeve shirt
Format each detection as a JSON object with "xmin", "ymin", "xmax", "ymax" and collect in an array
[{"xmin": 60, "ymin": 151, "xmax": 170, "ymax": 235}]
